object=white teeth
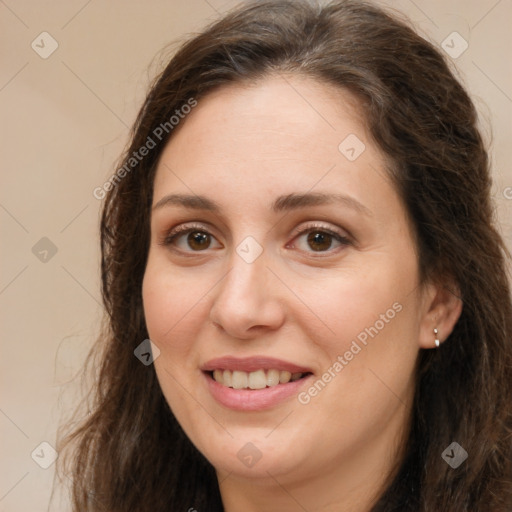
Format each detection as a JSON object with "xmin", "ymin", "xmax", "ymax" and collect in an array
[
  {"xmin": 279, "ymin": 370, "xmax": 291, "ymax": 384},
  {"xmin": 232, "ymin": 370, "xmax": 248, "ymax": 389},
  {"xmin": 248, "ymin": 369, "xmax": 267, "ymax": 389},
  {"xmin": 211, "ymin": 369, "xmax": 305, "ymax": 389},
  {"xmin": 266, "ymin": 369, "xmax": 280, "ymax": 387},
  {"xmin": 223, "ymin": 369, "xmax": 232, "ymax": 387}
]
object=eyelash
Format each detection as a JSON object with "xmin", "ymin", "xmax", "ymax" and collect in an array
[
  {"xmin": 160, "ymin": 222, "xmax": 352, "ymax": 256},
  {"xmin": 288, "ymin": 223, "xmax": 352, "ymax": 254}
]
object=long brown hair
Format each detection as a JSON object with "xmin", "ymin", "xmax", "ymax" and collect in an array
[{"xmin": 57, "ymin": 1, "xmax": 512, "ymax": 510}]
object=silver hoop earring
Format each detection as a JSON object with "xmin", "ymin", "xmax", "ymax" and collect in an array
[{"xmin": 434, "ymin": 328, "xmax": 440, "ymax": 348}]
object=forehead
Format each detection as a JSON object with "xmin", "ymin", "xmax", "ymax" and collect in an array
[
  {"xmin": 152, "ymin": 74, "xmax": 397, "ymax": 218},
  {"xmin": 161, "ymin": 74, "xmax": 367, "ymax": 159}
]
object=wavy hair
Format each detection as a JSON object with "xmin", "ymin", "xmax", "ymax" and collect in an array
[{"xmin": 58, "ymin": 1, "xmax": 512, "ymax": 510}]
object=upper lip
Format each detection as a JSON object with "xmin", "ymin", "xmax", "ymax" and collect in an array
[{"xmin": 201, "ymin": 356, "xmax": 313, "ymax": 374}]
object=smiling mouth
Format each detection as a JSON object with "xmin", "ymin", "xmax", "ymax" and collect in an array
[{"xmin": 207, "ymin": 369, "xmax": 312, "ymax": 390}]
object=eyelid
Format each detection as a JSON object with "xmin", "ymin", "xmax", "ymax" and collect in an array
[
  {"xmin": 159, "ymin": 220, "xmax": 352, "ymax": 254},
  {"xmin": 289, "ymin": 221, "xmax": 350, "ymax": 241},
  {"xmin": 159, "ymin": 222, "xmax": 220, "ymax": 246},
  {"xmin": 286, "ymin": 221, "xmax": 352, "ymax": 255}
]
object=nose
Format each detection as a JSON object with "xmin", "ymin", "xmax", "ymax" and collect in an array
[{"xmin": 209, "ymin": 251, "xmax": 286, "ymax": 339}]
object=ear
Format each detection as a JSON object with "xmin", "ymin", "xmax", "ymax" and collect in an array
[{"xmin": 418, "ymin": 280, "xmax": 463, "ymax": 349}]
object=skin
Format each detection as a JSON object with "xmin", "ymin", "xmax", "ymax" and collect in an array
[{"xmin": 142, "ymin": 74, "xmax": 462, "ymax": 512}]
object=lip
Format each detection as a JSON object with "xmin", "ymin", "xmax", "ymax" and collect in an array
[
  {"xmin": 201, "ymin": 356, "xmax": 314, "ymax": 412},
  {"xmin": 203, "ymin": 371, "xmax": 313, "ymax": 411},
  {"xmin": 201, "ymin": 356, "xmax": 313, "ymax": 374}
]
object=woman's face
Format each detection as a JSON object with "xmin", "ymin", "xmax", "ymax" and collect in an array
[{"xmin": 143, "ymin": 75, "xmax": 431, "ymax": 492}]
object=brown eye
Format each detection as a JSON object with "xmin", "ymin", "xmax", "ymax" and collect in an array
[
  {"xmin": 187, "ymin": 231, "xmax": 211, "ymax": 250},
  {"xmin": 306, "ymin": 231, "xmax": 335, "ymax": 252},
  {"xmin": 288, "ymin": 225, "xmax": 351, "ymax": 255},
  {"xmin": 162, "ymin": 225, "xmax": 222, "ymax": 253}
]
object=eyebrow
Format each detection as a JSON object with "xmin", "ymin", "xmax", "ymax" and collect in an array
[{"xmin": 152, "ymin": 192, "xmax": 372, "ymax": 216}]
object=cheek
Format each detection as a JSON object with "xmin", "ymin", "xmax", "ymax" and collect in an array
[
  {"xmin": 297, "ymin": 254, "xmax": 417, "ymax": 347},
  {"xmin": 142, "ymin": 258, "xmax": 210, "ymax": 429},
  {"xmin": 296, "ymin": 253, "xmax": 420, "ymax": 406},
  {"xmin": 142, "ymin": 257, "xmax": 207, "ymax": 360}
]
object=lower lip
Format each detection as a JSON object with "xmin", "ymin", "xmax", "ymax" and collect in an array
[{"xmin": 203, "ymin": 372, "xmax": 312, "ymax": 411}]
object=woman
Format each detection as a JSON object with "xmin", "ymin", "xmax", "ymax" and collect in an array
[{"xmin": 58, "ymin": 1, "xmax": 512, "ymax": 510}]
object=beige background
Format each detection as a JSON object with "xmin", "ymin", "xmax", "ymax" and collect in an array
[{"xmin": 1, "ymin": 0, "xmax": 511, "ymax": 510}]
